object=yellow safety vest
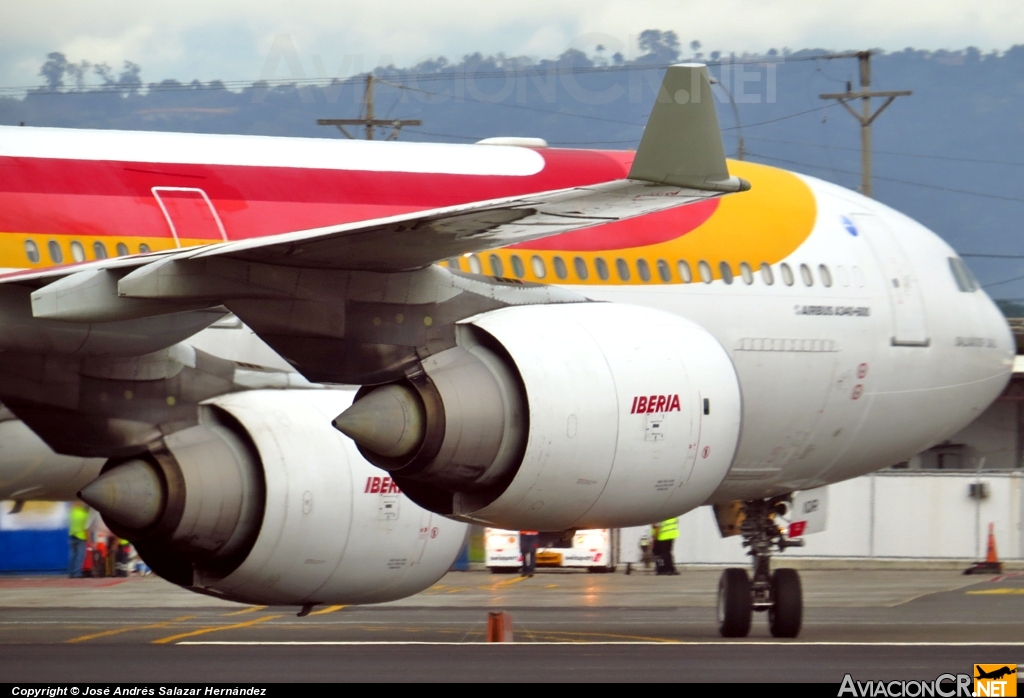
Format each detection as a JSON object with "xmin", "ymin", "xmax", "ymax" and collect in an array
[
  {"xmin": 656, "ymin": 518, "xmax": 679, "ymax": 541},
  {"xmin": 69, "ymin": 507, "xmax": 89, "ymax": 541}
]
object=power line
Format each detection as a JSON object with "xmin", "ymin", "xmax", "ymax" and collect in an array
[
  {"xmin": 377, "ymin": 78, "xmax": 645, "ymax": 127},
  {"xmin": 745, "ymin": 134, "xmax": 1024, "ymax": 168},
  {"xmin": 0, "ymin": 51, "xmax": 859, "ymax": 97},
  {"xmin": 722, "ymin": 103, "xmax": 839, "ymax": 131},
  {"xmin": 405, "ymin": 102, "xmax": 846, "ymax": 146},
  {"xmin": 746, "ymin": 151, "xmax": 1024, "ymax": 204},
  {"xmin": 982, "ymin": 272, "xmax": 1024, "ymax": 289}
]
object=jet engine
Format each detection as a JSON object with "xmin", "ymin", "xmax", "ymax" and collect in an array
[
  {"xmin": 79, "ymin": 389, "xmax": 466, "ymax": 606},
  {"xmin": 335, "ymin": 303, "xmax": 742, "ymax": 531}
]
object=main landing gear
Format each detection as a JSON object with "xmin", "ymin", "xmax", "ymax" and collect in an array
[{"xmin": 717, "ymin": 497, "xmax": 804, "ymax": 638}]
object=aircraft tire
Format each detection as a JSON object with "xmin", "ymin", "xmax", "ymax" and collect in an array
[
  {"xmin": 768, "ymin": 568, "xmax": 803, "ymax": 638},
  {"xmin": 717, "ymin": 568, "xmax": 752, "ymax": 637}
]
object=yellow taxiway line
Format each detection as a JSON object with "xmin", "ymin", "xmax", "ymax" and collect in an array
[
  {"xmin": 151, "ymin": 614, "xmax": 281, "ymax": 645},
  {"xmin": 66, "ymin": 615, "xmax": 196, "ymax": 644}
]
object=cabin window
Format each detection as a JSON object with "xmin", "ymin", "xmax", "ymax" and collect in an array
[
  {"xmin": 615, "ymin": 258, "xmax": 631, "ymax": 281},
  {"xmin": 678, "ymin": 260, "xmax": 693, "ymax": 283},
  {"xmin": 760, "ymin": 262, "xmax": 774, "ymax": 285},
  {"xmin": 116, "ymin": 242, "xmax": 129, "ymax": 257},
  {"xmin": 637, "ymin": 259, "xmax": 652, "ymax": 282},
  {"xmin": 740, "ymin": 262, "xmax": 754, "ymax": 285},
  {"xmin": 948, "ymin": 257, "xmax": 978, "ymax": 292},
  {"xmin": 468, "ymin": 255, "xmax": 482, "ymax": 275},
  {"xmin": 554, "ymin": 256, "xmax": 568, "ymax": 280},
  {"xmin": 719, "ymin": 262, "xmax": 734, "ymax": 285},
  {"xmin": 836, "ymin": 265, "xmax": 850, "ymax": 287},
  {"xmin": 139, "ymin": 243, "xmax": 151, "ymax": 254},
  {"xmin": 698, "ymin": 260, "xmax": 712, "ymax": 284},
  {"xmin": 780, "ymin": 263, "xmax": 794, "ymax": 286},
  {"xmin": 656, "ymin": 259, "xmax": 671, "ymax": 283},
  {"xmin": 531, "ymin": 255, "xmax": 547, "ymax": 279},
  {"xmin": 70, "ymin": 241, "xmax": 86, "ymax": 263},
  {"xmin": 819, "ymin": 264, "xmax": 833, "ymax": 288},
  {"xmin": 48, "ymin": 240, "xmax": 64, "ymax": 264},
  {"xmin": 595, "ymin": 257, "xmax": 610, "ymax": 281},
  {"xmin": 574, "ymin": 257, "xmax": 589, "ymax": 280},
  {"xmin": 488, "ymin": 254, "xmax": 504, "ymax": 277},
  {"xmin": 93, "ymin": 242, "xmax": 108, "ymax": 260},
  {"xmin": 24, "ymin": 240, "xmax": 40, "ymax": 264},
  {"xmin": 511, "ymin": 255, "xmax": 524, "ymax": 278},
  {"xmin": 800, "ymin": 263, "xmax": 814, "ymax": 286}
]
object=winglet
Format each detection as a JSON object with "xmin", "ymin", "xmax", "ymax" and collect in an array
[{"xmin": 628, "ymin": 64, "xmax": 751, "ymax": 193}]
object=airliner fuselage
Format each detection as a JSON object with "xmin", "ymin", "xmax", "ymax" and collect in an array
[{"xmin": 0, "ymin": 126, "xmax": 1011, "ymax": 506}]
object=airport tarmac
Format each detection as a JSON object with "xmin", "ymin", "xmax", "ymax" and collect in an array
[{"xmin": 3, "ymin": 567, "xmax": 1024, "ymax": 682}]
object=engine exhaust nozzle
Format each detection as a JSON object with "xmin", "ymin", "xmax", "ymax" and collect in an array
[
  {"xmin": 78, "ymin": 458, "xmax": 165, "ymax": 532},
  {"xmin": 332, "ymin": 384, "xmax": 425, "ymax": 459}
]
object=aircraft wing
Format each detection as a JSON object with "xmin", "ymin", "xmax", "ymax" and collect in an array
[
  {"xmin": 0, "ymin": 62, "xmax": 751, "ymax": 469},
  {"xmin": 4, "ymin": 65, "xmax": 746, "ymax": 315}
]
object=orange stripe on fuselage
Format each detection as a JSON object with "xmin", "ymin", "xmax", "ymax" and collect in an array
[
  {"xmin": 475, "ymin": 160, "xmax": 817, "ymax": 285},
  {"xmin": 0, "ymin": 233, "xmax": 213, "ymax": 269}
]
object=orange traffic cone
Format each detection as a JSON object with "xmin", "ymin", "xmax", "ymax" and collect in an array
[{"xmin": 965, "ymin": 523, "xmax": 1003, "ymax": 575}]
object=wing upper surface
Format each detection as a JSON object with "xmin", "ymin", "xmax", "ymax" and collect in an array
[{"xmin": 1, "ymin": 64, "xmax": 749, "ymax": 331}]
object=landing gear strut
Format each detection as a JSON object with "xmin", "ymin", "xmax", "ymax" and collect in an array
[{"xmin": 717, "ymin": 497, "xmax": 804, "ymax": 638}]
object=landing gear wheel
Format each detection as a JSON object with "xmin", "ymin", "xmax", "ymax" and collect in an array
[
  {"xmin": 768, "ymin": 568, "xmax": 802, "ymax": 638},
  {"xmin": 717, "ymin": 568, "xmax": 752, "ymax": 637}
]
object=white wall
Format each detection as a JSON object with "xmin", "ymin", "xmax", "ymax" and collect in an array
[{"xmin": 624, "ymin": 472, "xmax": 1024, "ymax": 563}]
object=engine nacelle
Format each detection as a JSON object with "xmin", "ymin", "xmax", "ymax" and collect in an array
[
  {"xmin": 337, "ymin": 303, "xmax": 742, "ymax": 530},
  {"xmin": 80, "ymin": 390, "xmax": 467, "ymax": 606}
]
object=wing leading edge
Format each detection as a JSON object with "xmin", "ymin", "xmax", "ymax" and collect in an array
[{"xmin": 9, "ymin": 64, "xmax": 748, "ymax": 326}]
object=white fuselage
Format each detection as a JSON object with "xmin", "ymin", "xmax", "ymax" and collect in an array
[{"xmin": 581, "ymin": 174, "xmax": 1014, "ymax": 502}]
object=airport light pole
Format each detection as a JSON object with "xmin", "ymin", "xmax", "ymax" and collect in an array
[{"xmin": 819, "ymin": 51, "xmax": 911, "ymax": 198}]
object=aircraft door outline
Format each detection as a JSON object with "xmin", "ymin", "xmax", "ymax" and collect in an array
[
  {"xmin": 852, "ymin": 213, "xmax": 929, "ymax": 347},
  {"xmin": 152, "ymin": 187, "xmax": 229, "ymax": 248}
]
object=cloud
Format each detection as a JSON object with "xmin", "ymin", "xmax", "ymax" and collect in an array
[{"xmin": 2, "ymin": 0, "xmax": 1022, "ymax": 89}]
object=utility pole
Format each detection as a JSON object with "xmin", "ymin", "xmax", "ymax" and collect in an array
[
  {"xmin": 820, "ymin": 51, "xmax": 911, "ymax": 197},
  {"xmin": 317, "ymin": 74, "xmax": 422, "ymax": 141}
]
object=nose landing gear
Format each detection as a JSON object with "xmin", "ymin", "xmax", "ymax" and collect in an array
[{"xmin": 716, "ymin": 497, "xmax": 804, "ymax": 638}]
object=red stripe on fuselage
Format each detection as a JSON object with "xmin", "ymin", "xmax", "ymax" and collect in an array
[{"xmin": 0, "ymin": 148, "xmax": 633, "ymax": 240}]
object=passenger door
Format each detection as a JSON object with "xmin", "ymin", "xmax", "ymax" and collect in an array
[
  {"xmin": 152, "ymin": 187, "xmax": 228, "ymax": 247},
  {"xmin": 852, "ymin": 213, "xmax": 929, "ymax": 347}
]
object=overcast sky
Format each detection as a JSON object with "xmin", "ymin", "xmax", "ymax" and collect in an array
[{"xmin": 3, "ymin": 0, "xmax": 1023, "ymax": 88}]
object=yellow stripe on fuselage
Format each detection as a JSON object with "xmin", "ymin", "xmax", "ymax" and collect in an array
[
  {"xmin": 0, "ymin": 234, "xmax": 216, "ymax": 268},
  {"xmin": 456, "ymin": 160, "xmax": 817, "ymax": 285}
]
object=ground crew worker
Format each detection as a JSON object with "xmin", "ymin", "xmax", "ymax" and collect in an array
[
  {"xmin": 651, "ymin": 518, "xmax": 680, "ymax": 576},
  {"xmin": 519, "ymin": 530, "xmax": 539, "ymax": 577},
  {"xmin": 67, "ymin": 502, "xmax": 89, "ymax": 578},
  {"xmin": 115, "ymin": 539, "xmax": 131, "ymax": 577}
]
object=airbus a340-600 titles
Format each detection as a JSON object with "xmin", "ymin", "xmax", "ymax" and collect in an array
[{"xmin": 0, "ymin": 65, "xmax": 1010, "ymax": 637}]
